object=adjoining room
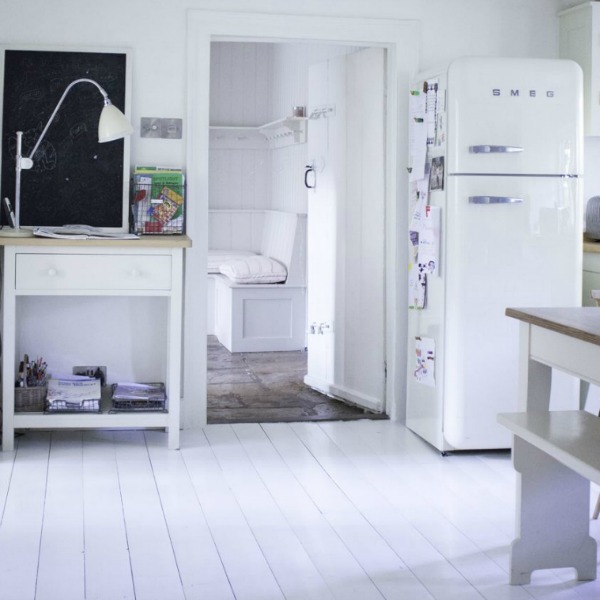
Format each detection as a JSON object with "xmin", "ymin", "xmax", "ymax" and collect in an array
[{"xmin": 206, "ymin": 40, "xmax": 389, "ymax": 424}]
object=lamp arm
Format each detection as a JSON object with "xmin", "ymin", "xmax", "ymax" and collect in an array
[{"xmin": 25, "ymin": 78, "xmax": 110, "ymax": 163}]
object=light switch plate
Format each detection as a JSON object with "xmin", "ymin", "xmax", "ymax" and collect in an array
[
  {"xmin": 140, "ymin": 117, "xmax": 182, "ymax": 139},
  {"xmin": 140, "ymin": 117, "xmax": 161, "ymax": 138}
]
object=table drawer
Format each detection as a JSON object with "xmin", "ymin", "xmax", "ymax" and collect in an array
[{"xmin": 15, "ymin": 253, "xmax": 172, "ymax": 291}]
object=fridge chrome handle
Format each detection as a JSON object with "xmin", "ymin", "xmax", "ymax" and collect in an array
[
  {"xmin": 469, "ymin": 145, "xmax": 523, "ymax": 154},
  {"xmin": 469, "ymin": 196, "xmax": 523, "ymax": 205}
]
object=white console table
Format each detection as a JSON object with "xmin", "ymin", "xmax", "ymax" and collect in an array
[
  {"xmin": 500, "ymin": 307, "xmax": 600, "ymax": 584},
  {"xmin": 0, "ymin": 235, "xmax": 191, "ymax": 452}
]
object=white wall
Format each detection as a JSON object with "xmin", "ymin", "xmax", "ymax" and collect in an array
[
  {"xmin": 0, "ymin": 0, "xmax": 564, "ymax": 170},
  {"xmin": 209, "ymin": 41, "xmax": 358, "ymax": 218},
  {"xmin": 209, "ymin": 42, "xmax": 272, "ymax": 214},
  {"xmin": 584, "ymin": 137, "xmax": 600, "ymax": 224},
  {"xmin": 208, "ymin": 147, "xmax": 270, "ymax": 211},
  {"xmin": 270, "ymin": 43, "xmax": 357, "ymax": 120},
  {"xmin": 210, "ymin": 42, "xmax": 273, "ymax": 127},
  {"xmin": 0, "ymin": 0, "xmax": 567, "ymax": 427}
]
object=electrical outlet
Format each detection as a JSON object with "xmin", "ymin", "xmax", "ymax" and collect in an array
[{"xmin": 73, "ymin": 366, "xmax": 107, "ymax": 387}]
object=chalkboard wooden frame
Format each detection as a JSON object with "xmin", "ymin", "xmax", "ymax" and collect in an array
[{"xmin": 0, "ymin": 45, "xmax": 132, "ymax": 231}]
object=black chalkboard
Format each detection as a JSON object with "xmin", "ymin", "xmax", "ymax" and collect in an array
[{"xmin": 1, "ymin": 49, "xmax": 130, "ymax": 228}]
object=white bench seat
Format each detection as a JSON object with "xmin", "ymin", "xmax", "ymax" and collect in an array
[
  {"xmin": 213, "ymin": 275, "xmax": 306, "ymax": 352},
  {"xmin": 498, "ymin": 410, "xmax": 600, "ymax": 584},
  {"xmin": 498, "ymin": 410, "xmax": 600, "ymax": 484},
  {"xmin": 207, "ymin": 210, "xmax": 307, "ymax": 352}
]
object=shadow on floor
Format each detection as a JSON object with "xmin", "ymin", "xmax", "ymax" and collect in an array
[{"xmin": 207, "ymin": 336, "xmax": 388, "ymax": 424}]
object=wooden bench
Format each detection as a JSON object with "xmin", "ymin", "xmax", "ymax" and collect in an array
[{"xmin": 498, "ymin": 410, "xmax": 600, "ymax": 584}]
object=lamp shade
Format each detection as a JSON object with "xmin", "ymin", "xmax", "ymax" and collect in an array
[{"xmin": 98, "ymin": 103, "xmax": 133, "ymax": 143}]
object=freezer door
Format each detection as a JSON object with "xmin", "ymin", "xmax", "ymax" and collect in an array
[
  {"xmin": 442, "ymin": 175, "xmax": 582, "ymax": 449},
  {"xmin": 446, "ymin": 57, "xmax": 583, "ymax": 176}
]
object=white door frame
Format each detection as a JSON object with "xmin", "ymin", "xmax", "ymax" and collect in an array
[{"xmin": 183, "ymin": 10, "xmax": 419, "ymax": 427}]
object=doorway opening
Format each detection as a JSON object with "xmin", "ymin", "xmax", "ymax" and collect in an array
[
  {"xmin": 206, "ymin": 40, "xmax": 388, "ymax": 424},
  {"xmin": 184, "ymin": 11, "xmax": 416, "ymax": 428}
]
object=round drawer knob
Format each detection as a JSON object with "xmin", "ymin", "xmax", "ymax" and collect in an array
[
  {"xmin": 130, "ymin": 269, "xmax": 140, "ymax": 278},
  {"xmin": 47, "ymin": 268, "xmax": 57, "ymax": 277}
]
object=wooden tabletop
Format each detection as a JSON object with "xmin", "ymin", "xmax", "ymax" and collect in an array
[
  {"xmin": 0, "ymin": 234, "xmax": 192, "ymax": 249},
  {"xmin": 506, "ymin": 306, "xmax": 600, "ymax": 346}
]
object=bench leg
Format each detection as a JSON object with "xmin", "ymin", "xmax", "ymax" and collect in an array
[{"xmin": 510, "ymin": 437, "xmax": 597, "ymax": 584}]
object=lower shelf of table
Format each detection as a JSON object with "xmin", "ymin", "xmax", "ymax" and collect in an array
[{"xmin": 13, "ymin": 410, "xmax": 170, "ymax": 430}]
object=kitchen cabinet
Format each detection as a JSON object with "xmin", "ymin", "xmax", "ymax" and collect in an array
[
  {"xmin": 559, "ymin": 2, "xmax": 600, "ymax": 136},
  {"xmin": 584, "ymin": 241, "xmax": 600, "ymax": 306}
]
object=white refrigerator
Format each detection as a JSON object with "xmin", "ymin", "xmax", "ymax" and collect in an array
[{"xmin": 406, "ymin": 57, "xmax": 583, "ymax": 452}]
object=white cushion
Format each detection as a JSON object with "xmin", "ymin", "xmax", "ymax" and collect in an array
[
  {"xmin": 207, "ymin": 250, "xmax": 256, "ymax": 274},
  {"xmin": 219, "ymin": 254, "xmax": 287, "ymax": 284}
]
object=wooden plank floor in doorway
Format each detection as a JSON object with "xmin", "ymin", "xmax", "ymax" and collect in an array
[{"xmin": 207, "ymin": 336, "xmax": 388, "ymax": 424}]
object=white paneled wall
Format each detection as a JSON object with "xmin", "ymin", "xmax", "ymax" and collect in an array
[
  {"xmin": 210, "ymin": 42, "xmax": 273, "ymax": 127},
  {"xmin": 209, "ymin": 42, "xmax": 274, "ymax": 219},
  {"xmin": 270, "ymin": 43, "xmax": 360, "ymax": 119},
  {"xmin": 208, "ymin": 210, "xmax": 265, "ymax": 252},
  {"xmin": 209, "ymin": 148, "xmax": 270, "ymax": 211},
  {"xmin": 209, "ymin": 41, "xmax": 359, "ymax": 220}
]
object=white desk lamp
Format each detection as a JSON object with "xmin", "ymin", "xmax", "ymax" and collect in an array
[{"xmin": 2, "ymin": 77, "xmax": 133, "ymax": 237}]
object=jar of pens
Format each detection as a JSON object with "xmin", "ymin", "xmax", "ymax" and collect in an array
[{"xmin": 15, "ymin": 355, "xmax": 48, "ymax": 413}]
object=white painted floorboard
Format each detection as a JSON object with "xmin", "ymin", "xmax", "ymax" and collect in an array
[{"xmin": 1, "ymin": 421, "xmax": 600, "ymax": 599}]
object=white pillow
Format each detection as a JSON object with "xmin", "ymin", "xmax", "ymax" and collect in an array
[
  {"xmin": 207, "ymin": 250, "xmax": 256, "ymax": 273},
  {"xmin": 219, "ymin": 254, "xmax": 287, "ymax": 284}
]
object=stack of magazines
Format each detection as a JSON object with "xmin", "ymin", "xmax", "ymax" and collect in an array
[
  {"xmin": 46, "ymin": 376, "xmax": 101, "ymax": 412},
  {"xmin": 132, "ymin": 166, "xmax": 184, "ymax": 235},
  {"xmin": 111, "ymin": 382, "xmax": 166, "ymax": 412}
]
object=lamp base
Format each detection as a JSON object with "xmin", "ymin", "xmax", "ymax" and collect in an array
[{"xmin": 0, "ymin": 227, "xmax": 34, "ymax": 237}]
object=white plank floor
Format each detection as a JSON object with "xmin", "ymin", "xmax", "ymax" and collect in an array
[{"xmin": 1, "ymin": 420, "xmax": 600, "ymax": 599}]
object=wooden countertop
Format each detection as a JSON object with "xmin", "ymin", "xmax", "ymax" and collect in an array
[
  {"xmin": 505, "ymin": 306, "xmax": 600, "ymax": 346},
  {"xmin": 0, "ymin": 234, "xmax": 192, "ymax": 248}
]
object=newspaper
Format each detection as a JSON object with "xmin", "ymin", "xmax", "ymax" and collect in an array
[
  {"xmin": 46, "ymin": 376, "xmax": 101, "ymax": 405},
  {"xmin": 33, "ymin": 225, "xmax": 139, "ymax": 240},
  {"xmin": 111, "ymin": 382, "xmax": 166, "ymax": 401}
]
